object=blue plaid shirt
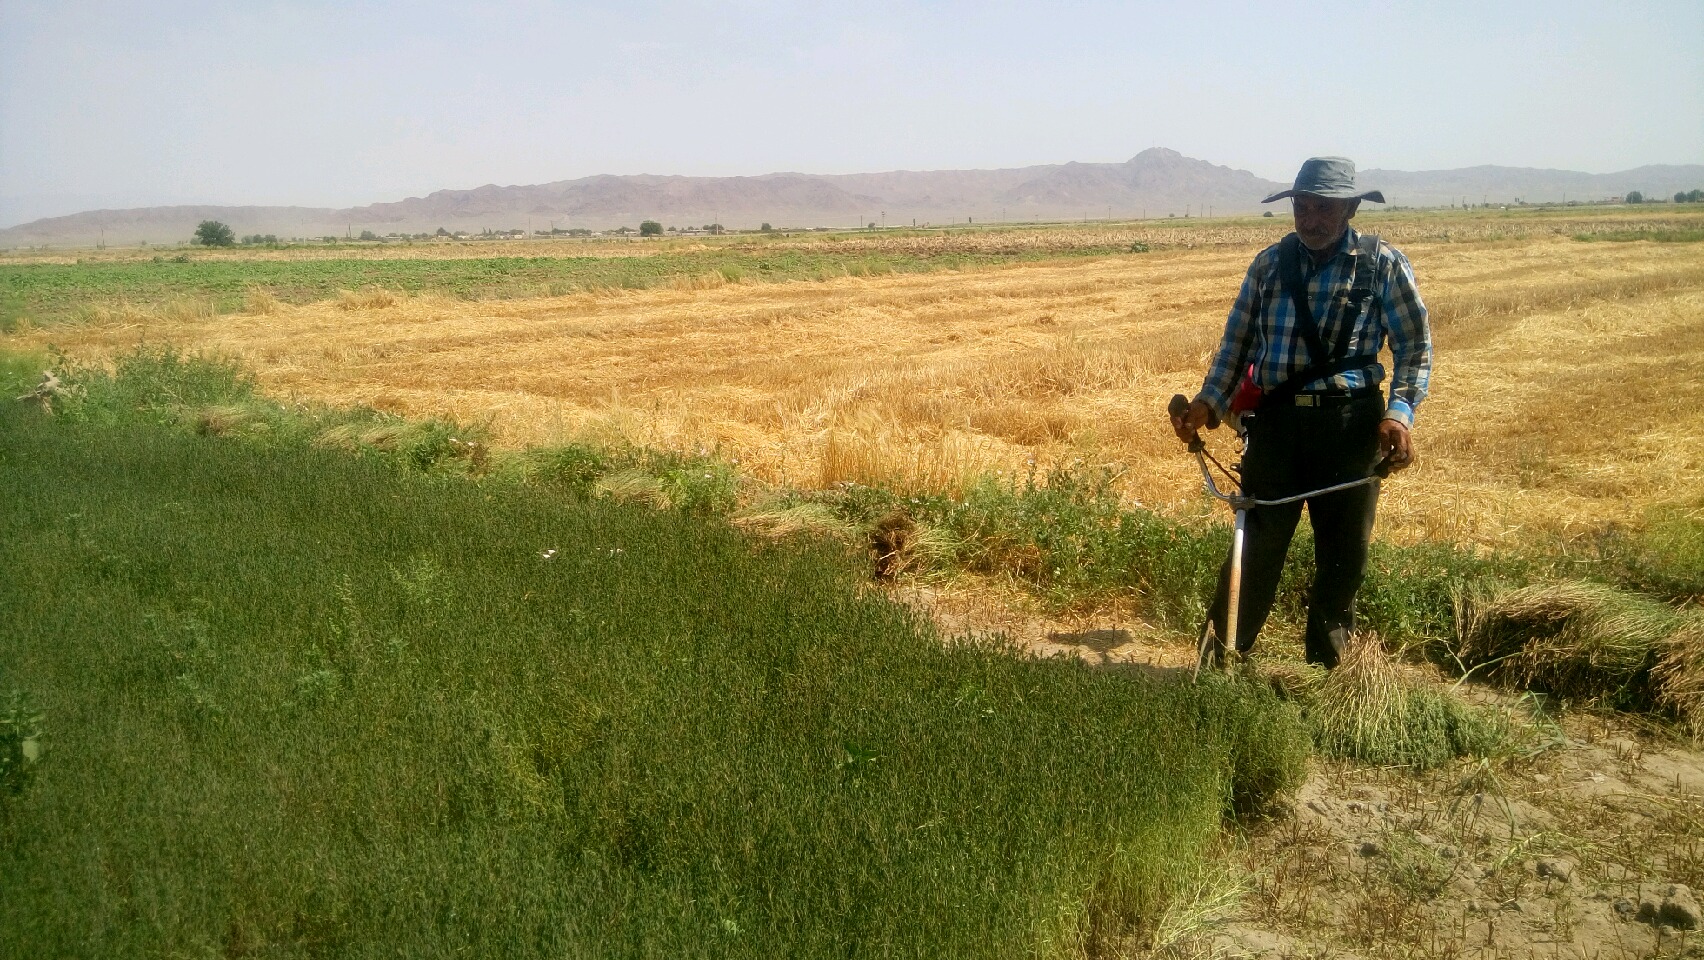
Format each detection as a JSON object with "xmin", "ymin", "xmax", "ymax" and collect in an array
[{"xmin": 1196, "ymin": 227, "xmax": 1432, "ymax": 427}]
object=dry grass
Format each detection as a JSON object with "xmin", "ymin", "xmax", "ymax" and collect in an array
[
  {"xmin": 13, "ymin": 214, "xmax": 1704, "ymax": 551},
  {"xmin": 1654, "ymin": 619, "xmax": 1704, "ymax": 740},
  {"xmin": 335, "ymin": 287, "xmax": 398, "ymax": 311},
  {"xmin": 243, "ymin": 289, "xmax": 282, "ymax": 315},
  {"xmin": 731, "ymin": 501, "xmax": 860, "ymax": 541}
]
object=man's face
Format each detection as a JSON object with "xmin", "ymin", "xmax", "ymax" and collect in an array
[{"xmin": 1292, "ymin": 194, "xmax": 1358, "ymax": 252}]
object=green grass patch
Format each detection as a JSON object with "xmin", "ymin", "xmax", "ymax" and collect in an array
[
  {"xmin": 0, "ymin": 382, "xmax": 1307, "ymax": 956},
  {"xmin": 1587, "ymin": 505, "xmax": 1704, "ymax": 604},
  {"xmin": 758, "ymin": 466, "xmax": 1529, "ymax": 657}
]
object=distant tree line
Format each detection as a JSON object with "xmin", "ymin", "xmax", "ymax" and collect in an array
[
  {"xmin": 1625, "ymin": 189, "xmax": 1704, "ymax": 204},
  {"xmin": 176, "ymin": 219, "xmax": 821, "ymax": 247}
]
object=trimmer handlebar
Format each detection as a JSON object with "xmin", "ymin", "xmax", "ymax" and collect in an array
[{"xmin": 1169, "ymin": 393, "xmax": 1398, "ymax": 505}]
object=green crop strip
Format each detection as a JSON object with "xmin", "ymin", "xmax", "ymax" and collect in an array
[
  {"xmin": 0, "ymin": 244, "xmax": 1132, "ymax": 326},
  {"xmin": 0, "ymin": 358, "xmax": 1306, "ymax": 957}
]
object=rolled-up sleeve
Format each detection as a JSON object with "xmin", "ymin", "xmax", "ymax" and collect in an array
[
  {"xmin": 1196, "ymin": 260, "xmax": 1262, "ymax": 417},
  {"xmin": 1381, "ymin": 251, "xmax": 1431, "ymax": 428}
]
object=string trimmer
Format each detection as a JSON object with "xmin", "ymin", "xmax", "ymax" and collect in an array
[{"xmin": 1168, "ymin": 394, "xmax": 1397, "ymax": 681}]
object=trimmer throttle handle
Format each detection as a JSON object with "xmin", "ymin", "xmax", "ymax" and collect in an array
[{"xmin": 1169, "ymin": 393, "xmax": 1220, "ymax": 439}]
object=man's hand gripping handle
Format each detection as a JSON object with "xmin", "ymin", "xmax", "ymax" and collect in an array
[{"xmin": 1168, "ymin": 394, "xmax": 1217, "ymax": 449}]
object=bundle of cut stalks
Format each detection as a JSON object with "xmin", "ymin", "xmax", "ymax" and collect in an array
[
  {"xmin": 1295, "ymin": 635, "xmax": 1502, "ymax": 769},
  {"xmin": 1652, "ymin": 617, "xmax": 1704, "ymax": 741},
  {"xmin": 731, "ymin": 502, "xmax": 857, "ymax": 541},
  {"xmin": 1461, "ymin": 581, "xmax": 1704, "ymax": 733}
]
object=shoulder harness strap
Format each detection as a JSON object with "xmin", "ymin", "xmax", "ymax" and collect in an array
[{"xmin": 1264, "ymin": 231, "xmax": 1382, "ymax": 403}]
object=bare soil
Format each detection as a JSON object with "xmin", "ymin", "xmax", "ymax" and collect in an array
[{"xmin": 906, "ymin": 584, "xmax": 1704, "ymax": 960}]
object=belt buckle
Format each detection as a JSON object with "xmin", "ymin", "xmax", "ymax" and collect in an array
[{"xmin": 1295, "ymin": 395, "xmax": 1318, "ymax": 407}]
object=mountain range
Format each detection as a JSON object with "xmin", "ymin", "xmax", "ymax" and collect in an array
[{"xmin": 5, "ymin": 148, "xmax": 1701, "ymax": 247}]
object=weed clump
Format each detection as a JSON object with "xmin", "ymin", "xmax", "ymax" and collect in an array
[{"xmin": 1287, "ymin": 637, "xmax": 1507, "ymax": 769}]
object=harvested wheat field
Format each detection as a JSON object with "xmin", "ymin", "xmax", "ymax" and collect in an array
[{"xmin": 15, "ymin": 212, "xmax": 1704, "ymax": 549}]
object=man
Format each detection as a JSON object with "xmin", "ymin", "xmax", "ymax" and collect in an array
[{"xmin": 1169, "ymin": 156, "xmax": 1431, "ymax": 668}]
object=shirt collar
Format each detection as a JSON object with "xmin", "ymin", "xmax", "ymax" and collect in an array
[
  {"xmin": 1300, "ymin": 227, "xmax": 1356, "ymax": 273},
  {"xmin": 1333, "ymin": 226, "xmax": 1360, "ymax": 261}
]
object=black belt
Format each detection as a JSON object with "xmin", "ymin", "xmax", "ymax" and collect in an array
[{"xmin": 1288, "ymin": 386, "xmax": 1381, "ymax": 408}]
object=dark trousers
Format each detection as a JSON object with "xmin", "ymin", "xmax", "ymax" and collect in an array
[{"xmin": 1205, "ymin": 396, "xmax": 1383, "ymax": 667}]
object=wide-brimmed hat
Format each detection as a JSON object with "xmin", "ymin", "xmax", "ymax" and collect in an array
[{"xmin": 1262, "ymin": 156, "xmax": 1385, "ymax": 204}]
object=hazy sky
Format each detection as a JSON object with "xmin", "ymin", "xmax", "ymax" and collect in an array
[{"xmin": 2, "ymin": 0, "xmax": 1700, "ymax": 225}]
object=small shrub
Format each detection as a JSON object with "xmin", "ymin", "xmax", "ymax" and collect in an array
[
  {"xmin": 56, "ymin": 348, "xmax": 256, "ymax": 427},
  {"xmin": 659, "ymin": 459, "xmax": 740, "ymax": 514}
]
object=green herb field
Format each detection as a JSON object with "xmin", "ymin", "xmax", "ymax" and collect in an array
[
  {"xmin": 0, "ymin": 355, "xmax": 1306, "ymax": 958},
  {"xmin": 0, "ymin": 244, "xmax": 1128, "ymax": 326}
]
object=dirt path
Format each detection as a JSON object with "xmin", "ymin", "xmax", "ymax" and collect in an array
[{"xmin": 902, "ymin": 584, "xmax": 1704, "ymax": 959}]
